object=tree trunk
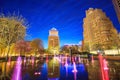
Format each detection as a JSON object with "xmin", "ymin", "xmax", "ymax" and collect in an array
[{"xmin": 4, "ymin": 45, "xmax": 10, "ymax": 76}]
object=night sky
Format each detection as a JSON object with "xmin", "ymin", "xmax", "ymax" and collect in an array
[{"xmin": 0, "ymin": 0, "xmax": 120, "ymax": 48}]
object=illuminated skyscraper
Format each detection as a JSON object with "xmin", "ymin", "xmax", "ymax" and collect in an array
[
  {"xmin": 112, "ymin": 0, "xmax": 120, "ymax": 23},
  {"xmin": 83, "ymin": 8, "xmax": 119, "ymax": 51},
  {"xmin": 48, "ymin": 28, "xmax": 60, "ymax": 54}
]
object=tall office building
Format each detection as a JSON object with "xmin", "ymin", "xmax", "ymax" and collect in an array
[
  {"xmin": 48, "ymin": 28, "xmax": 60, "ymax": 54},
  {"xmin": 83, "ymin": 8, "xmax": 119, "ymax": 51},
  {"xmin": 112, "ymin": 0, "xmax": 120, "ymax": 23}
]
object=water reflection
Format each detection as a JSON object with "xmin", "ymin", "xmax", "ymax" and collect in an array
[
  {"xmin": 0, "ymin": 61, "xmax": 15, "ymax": 80},
  {"xmin": 48, "ymin": 57, "xmax": 60, "ymax": 80},
  {"xmin": 12, "ymin": 56, "xmax": 22, "ymax": 80},
  {"xmin": 0, "ymin": 56, "xmax": 119, "ymax": 80}
]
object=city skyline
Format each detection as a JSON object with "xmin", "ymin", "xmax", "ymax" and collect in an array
[{"xmin": 0, "ymin": 0, "xmax": 120, "ymax": 48}]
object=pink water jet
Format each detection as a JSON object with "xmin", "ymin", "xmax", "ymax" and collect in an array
[
  {"xmin": 98, "ymin": 54, "xmax": 109, "ymax": 80},
  {"xmin": 72, "ymin": 62, "xmax": 77, "ymax": 73},
  {"xmin": 91, "ymin": 55, "xmax": 94, "ymax": 63},
  {"xmin": 32, "ymin": 56, "xmax": 34, "ymax": 64},
  {"xmin": 72, "ymin": 62, "xmax": 77, "ymax": 80},
  {"xmin": 74, "ymin": 57, "xmax": 77, "ymax": 62},
  {"xmin": 65, "ymin": 56, "xmax": 68, "ymax": 77},
  {"xmin": 12, "ymin": 56, "xmax": 22, "ymax": 80},
  {"xmin": 103, "ymin": 59, "xmax": 109, "ymax": 80},
  {"xmin": 72, "ymin": 57, "xmax": 74, "ymax": 62},
  {"xmin": 78, "ymin": 55, "xmax": 81, "ymax": 63},
  {"xmin": 34, "ymin": 72, "xmax": 41, "ymax": 75},
  {"xmin": 65, "ymin": 56, "xmax": 68, "ymax": 67},
  {"xmin": 24, "ymin": 57, "xmax": 26, "ymax": 63}
]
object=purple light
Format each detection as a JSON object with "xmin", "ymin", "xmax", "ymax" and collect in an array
[
  {"xmin": 72, "ymin": 62, "xmax": 78, "ymax": 73},
  {"xmin": 23, "ymin": 57, "xmax": 26, "ymax": 66},
  {"xmin": 72, "ymin": 62, "xmax": 77, "ymax": 80},
  {"xmin": 65, "ymin": 56, "xmax": 68, "ymax": 67},
  {"xmin": 34, "ymin": 72, "xmax": 41, "ymax": 75},
  {"xmin": 32, "ymin": 56, "xmax": 34, "ymax": 65},
  {"xmin": 24, "ymin": 57, "xmax": 26, "ymax": 63},
  {"xmin": 65, "ymin": 63, "xmax": 68, "ymax": 67},
  {"xmin": 65, "ymin": 56, "xmax": 68, "ymax": 77},
  {"xmin": 34, "ymin": 72, "xmax": 37, "ymax": 75},
  {"xmin": 12, "ymin": 56, "xmax": 22, "ymax": 80},
  {"xmin": 78, "ymin": 56, "xmax": 81, "ymax": 63},
  {"xmin": 72, "ymin": 69, "xmax": 78, "ymax": 73}
]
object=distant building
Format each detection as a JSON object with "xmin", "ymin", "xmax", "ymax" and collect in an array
[
  {"xmin": 48, "ymin": 28, "xmax": 60, "ymax": 54},
  {"xmin": 83, "ymin": 8, "xmax": 119, "ymax": 51},
  {"xmin": 112, "ymin": 0, "xmax": 120, "ymax": 23}
]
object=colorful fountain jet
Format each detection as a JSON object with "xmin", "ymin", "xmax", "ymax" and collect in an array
[
  {"xmin": 12, "ymin": 56, "xmax": 22, "ymax": 80},
  {"xmin": 24, "ymin": 57, "xmax": 26, "ymax": 66},
  {"xmin": 65, "ymin": 56, "xmax": 68, "ymax": 77},
  {"xmin": 98, "ymin": 54, "xmax": 109, "ymax": 80},
  {"xmin": 78, "ymin": 55, "xmax": 81, "ymax": 63},
  {"xmin": 72, "ymin": 62, "xmax": 77, "ymax": 80},
  {"xmin": 91, "ymin": 55, "xmax": 94, "ymax": 63}
]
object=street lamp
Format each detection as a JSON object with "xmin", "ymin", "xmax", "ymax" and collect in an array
[{"xmin": 69, "ymin": 47, "xmax": 72, "ymax": 62}]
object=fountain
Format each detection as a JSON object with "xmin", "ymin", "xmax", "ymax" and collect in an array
[
  {"xmin": 72, "ymin": 57, "xmax": 74, "ymax": 63},
  {"xmin": 78, "ymin": 55, "xmax": 81, "ymax": 63},
  {"xmin": 98, "ymin": 54, "xmax": 109, "ymax": 80},
  {"xmin": 24, "ymin": 57, "xmax": 26, "ymax": 63},
  {"xmin": 23, "ymin": 57, "xmax": 26, "ymax": 66},
  {"xmin": 12, "ymin": 56, "xmax": 22, "ymax": 80},
  {"xmin": 91, "ymin": 55, "xmax": 94, "ymax": 63},
  {"xmin": 103, "ymin": 59, "xmax": 109, "ymax": 80},
  {"xmin": 34, "ymin": 72, "xmax": 41, "ymax": 75},
  {"xmin": 72, "ymin": 62, "xmax": 77, "ymax": 80},
  {"xmin": 65, "ymin": 56, "xmax": 68, "ymax": 67},
  {"xmin": 65, "ymin": 56, "xmax": 68, "ymax": 77},
  {"xmin": 32, "ymin": 56, "xmax": 34, "ymax": 64}
]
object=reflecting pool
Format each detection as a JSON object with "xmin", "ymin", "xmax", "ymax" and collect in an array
[{"xmin": 0, "ymin": 56, "xmax": 120, "ymax": 80}]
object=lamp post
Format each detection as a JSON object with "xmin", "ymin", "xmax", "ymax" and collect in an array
[{"xmin": 69, "ymin": 47, "xmax": 72, "ymax": 62}]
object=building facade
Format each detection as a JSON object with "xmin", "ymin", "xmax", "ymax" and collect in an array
[
  {"xmin": 48, "ymin": 28, "xmax": 60, "ymax": 54},
  {"xmin": 83, "ymin": 8, "xmax": 119, "ymax": 51},
  {"xmin": 112, "ymin": 0, "xmax": 120, "ymax": 23}
]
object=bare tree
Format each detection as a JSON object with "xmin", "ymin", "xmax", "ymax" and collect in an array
[
  {"xmin": 15, "ymin": 40, "xmax": 31, "ymax": 56},
  {"xmin": 60, "ymin": 45, "xmax": 70, "ymax": 54},
  {"xmin": 30, "ymin": 39, "xmax": 44, "ymax": 57}
]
